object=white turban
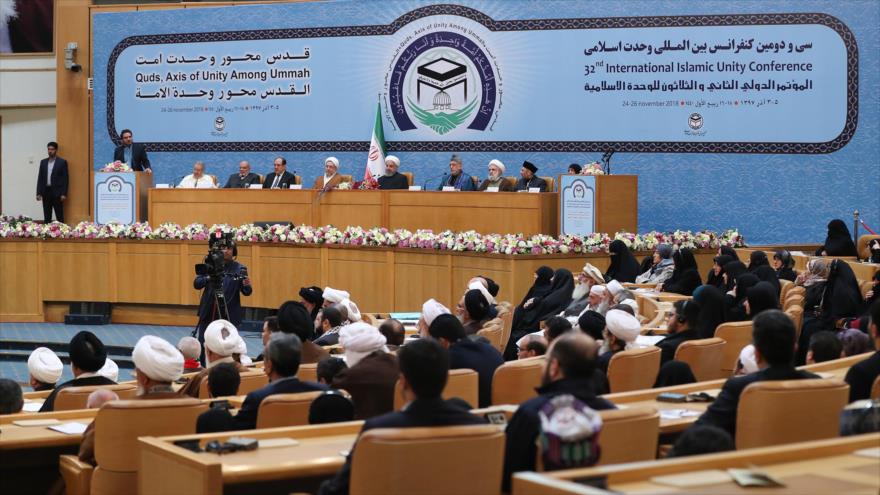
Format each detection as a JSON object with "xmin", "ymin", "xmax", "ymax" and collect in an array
[
  {"xmin": 422, "ymin": 298, "xmax": 451, "ymax": 326},
  {"xmin": 133, "ymin": 335, "xmax": 183, "ymax": 383},
  {"xmin": 582, "ymin": 263, "xmax": 604, "ymax": 284},
  {"xmin": 341, "ymin": 298, "xmax": 361, "ymax": 322},
  {"xmin": 607, "ymin": 280, "xmax": 624, "ymax": 297},
  {"xmin": 97, "ymin": 358, "xmax": 119, "ymax": 382},
  {"xmin": 325, "ymin": 156, "xmax": 339, "ymax": 168},
  {"xmin": 204, "ymin": 319, "xmax": 240, "ymax": 357},
  {"xmin": 323, "ymin": 287, "xmax": 350, "ymax": 304},
  {"xmin": 27, "ymin": 347, "xmax": 62, "ymax": 384},
  {"xmin": 385, "ymin": 155, "xmax": 400, "ymax": 167},
  {"xmin": 340, "ymin": 322, "xmax": 387, "ymax": 367},
  {"xmin": 235, "ymin": 337, "xmax": 253, "ymax": 365},
  {"xmin": 619, "ymin": 298, "xmax": 639, "ymax": 315},
  {"xmin": 605, "ymin": 309, "xmax": 640, "ymax": 344},
  {"xmin": 488, "ymin": 159, "xmax": 506, "ymax": 174},
  {"xmin": 590, "ymin": 285, "xmax": 606, "ymax": 296},
  {"xmin": 738, "ymin": 344, "xmax": 759, "ymax": 374},
  {"xmin": 468, "ymin": 280, "xmax": 496, "ymax": 305}
]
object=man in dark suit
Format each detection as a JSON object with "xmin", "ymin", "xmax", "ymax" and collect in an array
[
  {"xmin": 693, "ymin": 310, "xmax": 820, "ymax": 437},
  {"xmin": 656, "ymin": 299, "xmax": 701, "ymax": 365},
  {"xmin": 845, "ymin": 300, "xmax": 880, "ymax": 402},
  {"xmin": 502, "ymin": 333, "xmax": 616, "ymax": 491},
  {"xmin": 196, "ymin": 363, "xmax": 242, "ymax": 433},
  {"xmin": 377, "ymin": 155, "xmax": 409, "ymax": 190},
  {"xmin": 223, "ymin": 160, "xmax": 261, "ymax": 188},
  {"xmin": 427, "ymin": 313, "xmax": 503, "ymax": 408},
  {"xmin": 112, "ymin": 129, "xmax": 152, "ymax": 173},
  {"xmin": 233, "ymin": 333, "xmax": 328, "ymax": 429},
  {"xmin": 40, "ymin": 331, "xmax": 116, "ymax": 412},
  {"xmin": 319, "ymin": 338, "xmax": 487, "ymax": 495},
  {"xmin": 35, "ymin": 141, "xmax": 68, "ymax": 223},
  {"xmin": 262, "ymin": 156, "xmax": 297, "ymax": 189},
  {"xmin": 513, "ymin": 160, "xmax": 548, "ymax": 192}
]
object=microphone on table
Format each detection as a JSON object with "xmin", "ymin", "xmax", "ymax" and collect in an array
[
  {"xmin": 173, "ymin": 176, "xmax": 186, "ymax": 187},
  {"xmin": 601, "ymin": 150, "xmax": 615, "ymax": 175},
  {"xmin": 423, "ymin": 173, "xmax": 448, "ymax": 190}
]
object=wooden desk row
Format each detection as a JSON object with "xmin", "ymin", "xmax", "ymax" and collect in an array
[
  {"xmin": 513, "ymin": 433, "xmax": 880, "ymax": 495},
  {"xmin": 0, "ymin": 239, "xmax": 718, "ymax": 324}
]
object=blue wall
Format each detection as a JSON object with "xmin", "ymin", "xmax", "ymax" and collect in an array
[{"xmin": 92, "ymin": 0, "xmax": 880, "ymax": 244}]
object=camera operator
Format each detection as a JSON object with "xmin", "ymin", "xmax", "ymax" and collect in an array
[{"xmin": 194, "ymin": 235, "xmax": 252, "ymax": 363}]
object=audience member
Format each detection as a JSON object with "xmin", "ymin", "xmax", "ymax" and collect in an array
[
  {"xmin": 458, "ymin": 288, "xmax": 491, "ymax": 334},
  {"xmin": 747, "ymin": 250, "xmax": 770, "ymax": 272},
  {"xmin": 179, "ymin": 319, "xmax": 248, "ymax": 398},
  {"xmin": 668, "ymin": 425, "xmax": 734, "ymax": 457},
  {"xmin": 378, "ymin": 318, "xmax": 406, "ymax": 350},
  {"xmin": 656, "ymin": 299, "xmax": 701, "ymax": 365},
  {"xmin": 773, "ymin": 250, "xmax": 797, "ymax": 281},
  {"xmin": 502, "ymin": 333, "xmax": 615, "ymax": 491},
  {"xmin": 234, "ymin": 334, "xmax": 328, "ymax": 430},
  {"xmin": 75, "ymin": 390, "xmax": 119, "ymax": 466},
  {"xmin": 340, "ymin": 298, "xmax": 362, "ymax": 324},
  {"xmin": 604, "ymin": 239, "xmax": 641, "ymax": 283},
  {"xmin": 309, "ymin": 390, "xmax": 356, "ymax": 424},
  {"xmin": 561, "ymin": 263, "xmax": 605, "ymax": 318},
  {"xmin": 418, "ymin": 298, "xmax": 452, "ymax": 337},
  {"xmin": 177, "ymin": 336, "xmax": 202, "ymax": 373},
  {"xmin": 517, "ymin": 334, "xmax": 548, "ymax": 359},
  {"xmin": 635, "ymin": 244, "xmax": 674, "ymax": 285},
  {"xmin": 97, "ymin": 358, "xmax": 119, "ymax": 382},
  {"xmin": 745, "ymin": 281, "xmax": 779, "ymax": 317},
  {"xmin": 815, "ymin": 219, "xmax": 858, "ymax": 257},
  {"xmin": 196, "ymin": 362, "xmax": 242, "ymax": 433},
  {"xmin": 597, "ymin": 309, "xmax": 640, "ymax": 374},
  {"xmin": 0, "ymin": 379, "xmax": 23, "ymax": 415},
  {"xmin": 507, "ymin": 268, "xmax": 575, "ymax": 360},
  {"xmin": 278, "ymin": 300, "xmax": 329, "ymax": 363},
  {"xmin": 694, "ymin": 310, "xmax": 819, "ymax": 436},
  {"xmin": 299, "ymin": 286, "xmax": 324, "ymax": 324},
  {"xmin": 314, "ymin": 305, "xmax": 346, "ymax": 346},
  {"xmin": 576, "ymin": 310, "xmax": 606, "ymax": 340},
  {"xmin": 428, "ymin": 313, "xmax": 504, "ymax": 407},
  {"xmin": 707, "ymin": 254, "xmax": 734, "ymax": 289},
  {"xmin": 543, "ymin": 316, "xmax": 573, "ymax": 343},
  {"xmin": 319, "ymin": 338, "xmax": 486, "ymax": 495},
  {"xmin": 332, "ymin": 322, "xmax": 397, "ymax": 419},
  {"xmin": 85, "ymin": 389, "xmax": 118, "ymax": 410},
  {"xmin": 41, "ymin": 331, "xmax": 115, "ymax": 412},
  {"xmin": 845, "ymin": 300, "xmax": 880, "ymax": 402},
  {"xmin": 806, "ymin": 331, "xmax": 844, "ymax": 364},
  {"xmin": 27, "ymin": 346, "xmax": 63, "ymax": 391},
  {"xmin": 660, "ymin": 248, "xmax": 702, "ymax": 296},
  {"xmin": 693, "ymin": 285, "xmax": 728, "ymax": 339},
  {"xmin": 317, "ymin": 356, "xmax": 348, "ymax": 385}
]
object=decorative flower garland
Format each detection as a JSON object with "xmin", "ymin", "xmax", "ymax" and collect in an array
[
  {"xmin": 0, "ymin": 219, "xmax": 745, "ymax": 255},
  {"xmin": 99, "ymin": 161, "xmax": 132, "ymax": 172}
]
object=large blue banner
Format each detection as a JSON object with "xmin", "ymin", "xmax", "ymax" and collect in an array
[
  {"xmin": 106, "ymin": 7, "xmax": 853, "ymax": 152},
  {"xmin": 92, "ymin": 1, "xmax": 879, "ymax": 244}
]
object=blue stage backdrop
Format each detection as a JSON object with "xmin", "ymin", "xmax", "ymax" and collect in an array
[{"xmin": 92, "ymin": 0, "xmax": 879, "ymax": 245}]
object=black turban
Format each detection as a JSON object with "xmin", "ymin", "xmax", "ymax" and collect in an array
[
  {"xmin": 299, "ymin": 286, "xmax": 324, "ymax": 306},
  {"xmin": 277, "ymin": 300, "xmax": 312, "ymax": 341},
  {"xmin": 577, "ymin": 310, "xmax": 606, "ymax": 340},
  {"xmin": 464, "ymin": 289, "xmax": 489, "ymax": 321},
  {"xmin": 69, "ymin": 331, "xmax": 107, "ymax": 372}
]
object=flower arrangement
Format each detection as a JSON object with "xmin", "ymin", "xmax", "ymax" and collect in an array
[
  {"xmin": 581, "ymin": 161, "xmax": 605, "ymax": 175},
  {"xmin": 100, "ymin": 161, "xmax": 131, "ymax": 172},
  {"xmin": 336, "ymin": 181, "xmax": 352, "ymax": 190},
  {"xmin": 0, "ymin": 219, "xmax": 746, "ymax": 255}
]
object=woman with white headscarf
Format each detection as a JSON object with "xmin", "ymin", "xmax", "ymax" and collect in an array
[
  {"xmin": 478, "ymin": 159, "xmax": 513, "ymax": 191},
  {"xmin": 313, "ymin": 156, "xmax": 345, "ymax": 190}
]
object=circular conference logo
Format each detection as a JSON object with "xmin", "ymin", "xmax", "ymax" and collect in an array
[
  {"xmin": 688, "ymin": 113, "xmax": 704, "ymax": 130},
  {"xmin": 387, "ymin": 27, "xmax": 500, "ymax": 135}
]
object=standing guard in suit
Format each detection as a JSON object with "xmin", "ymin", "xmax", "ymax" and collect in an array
[{"xmin": 36, "ymin": 141, "xmax": 69, "ymax": 223}]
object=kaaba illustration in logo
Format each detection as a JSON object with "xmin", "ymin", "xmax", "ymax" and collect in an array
[
  {"xmin": 108, "ymin": 179, "xmax": 123, "ymax": 193},
  {"xmin": 688, "ymin": 113, "xmax": 704, "ymax": 130},
  {"xmin": 214, "ymin": 116, "xmax": 226, "ymax": 132},
  {"xmin": 388, "ymin": 29, "xmax": 497, "ymax": 136}
]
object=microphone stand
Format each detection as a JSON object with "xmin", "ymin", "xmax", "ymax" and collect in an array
[{"xmin": 601, "ymin": 150, "xmax": 614, "ymax": 175}]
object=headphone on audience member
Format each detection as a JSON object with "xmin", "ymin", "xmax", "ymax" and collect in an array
[{"xmin": 677, "ymin": 300, "xmax": 689, "ymax": 324}]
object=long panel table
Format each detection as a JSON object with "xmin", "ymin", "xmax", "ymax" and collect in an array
[{"xmin": 148, "ymin": 189, "xmax": 559, "ymax": 236}]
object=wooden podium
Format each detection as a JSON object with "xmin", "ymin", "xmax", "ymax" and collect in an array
[
  {"xmin": 91, "ymin": 170, "xmax": 152, "ymax": 223},
  {"xmin": 557, "ymin": 174, "xmax": 637, "ymax": 235}
]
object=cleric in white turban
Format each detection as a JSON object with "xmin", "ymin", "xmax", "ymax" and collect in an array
[
  {"xmin": 322, "ymin": 287, "xmax": 350, "ymax": 307},
  {"xmin": 597, "ymin": 309, "xmax": 641, "ymax": 374},
  {"xmin": 378, "ymin": 155, "xmax": 409, "ymax": 190},
  {"xmin": 418, "ymin": 298, "xmax": 451, "ymax": 338},
  {"xmin": 97, "ymin": 358, "xmax": 119, "ymax": 382},
  {"xmin": 332, "ymin": 321, "xmax": 399, "ymax": 418},
  {"xmin": 132, "ymin": 335, "xmax": 184, "ymax": 396},
  {"xmin": 28, "ymin": 347, "xmax": 63, "ymax": 391},
  {"xmin": 341, "ymin": 298, "xmax": 362, "ymax": 323},
  {"xmin": 478, "ymin": 159, "xmax": 513, "ymax": 191},
  {"xmin": 178, "ymin": 320, "xmax": 248, "ymax": 398},
  {"xmin": 314, "ymin": 156, "xmax": 343, "ymax": 190}
]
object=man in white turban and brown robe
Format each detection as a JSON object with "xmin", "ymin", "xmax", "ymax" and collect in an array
[
  {"xmin": 179, "ymin": 319, "xmax": 248, "ymax": 398},
  {"xmin": 27, "ymin": 347, "xmax": 63, "ymax": 392},
  {"xmin": 331, "ymin": 322, "xmax": 398, "ymax": 420}
]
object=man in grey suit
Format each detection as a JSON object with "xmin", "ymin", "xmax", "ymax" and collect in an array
[{"xmin": 224, "ymin": 161, "xmax": 262, "ymax": 188}]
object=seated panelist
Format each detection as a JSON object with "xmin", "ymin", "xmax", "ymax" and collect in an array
[
  {"xmin": 177, "ymin": 161, "xmax": 216, "ymax": 188},
  {"xmin": 437, "ymin": 154, "xmax": 477, "ymax": 191},
  {"xmin": 478, "ymin": 159, "xmax": 512, "ymax": 191},
  {"xmin": 263, "ymin": 157, "xmax": 297, "ymax": 189},
  {"xmin": 377, "ymin": 155, "xmax": 408, "ymax": 190},
  {"xmin": 513, "ymin": 161, "xmax": 547, "ymax": 192},
  {"xmin": 224, "ymin": 161, "xmax": 261, "ymax": 188},
  {"xmin": 313, "ymin": 156, "xmax": 344, "ymax": 190}
]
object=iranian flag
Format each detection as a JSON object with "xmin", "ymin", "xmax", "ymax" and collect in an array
[{"xmin": 364, "ymin": 103, "xmax": 386, "ymax": 186}]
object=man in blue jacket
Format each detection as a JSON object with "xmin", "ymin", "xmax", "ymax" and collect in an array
[{"xmin": 436, "ymin": 154, "xmax": 477, "ymax": 191}]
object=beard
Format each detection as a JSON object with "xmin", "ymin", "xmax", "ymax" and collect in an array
[
  {"xmin": 384, "ymin": 168, "xmax": 394, "ymax": 177},
  {"xmin": 488, "ymin": 172, "xmax": 500, "ymax": 181},
  {"xmin": 571, "ymin": 282, "xmax": 590, "ymax": 301}
]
